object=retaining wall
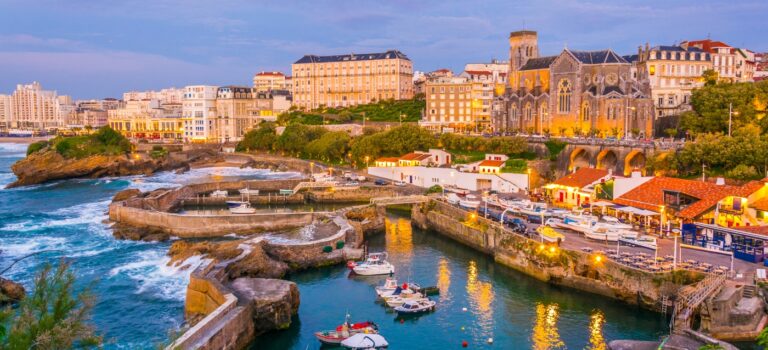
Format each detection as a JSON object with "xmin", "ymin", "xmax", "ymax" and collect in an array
[{"xmin": 413, "ymin": 200, "xmax": 704, "ymax": 311}]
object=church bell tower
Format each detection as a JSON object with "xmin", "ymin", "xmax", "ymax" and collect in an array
[{"xmin": 508, "ymin": 30, "xmax": 540, "ymax": 88}]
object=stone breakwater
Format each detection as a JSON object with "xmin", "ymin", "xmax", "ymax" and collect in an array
[
  {"xmin": 411, "ymin": 200, "xmax": 705, "ymax": 312},
  {"xmin": 165, "ymin": 206, "xmax": 380, "ymax": 350}
]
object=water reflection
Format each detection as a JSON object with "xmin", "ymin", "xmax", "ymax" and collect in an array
[
  {"xmin": 384, "ymin": 216, "xmax": 414, "ymax": 266},
  {"xmin": 586, "ymin": 310, "xmax": 607, "ymax": 350},
  {"xmin": 532, "ymin": 303, "xmax": 565, "ymax": 350},
  {"xmin": 466, "ymin": 260, "xmax": 494, "ymax": 338},
  {"xmin": 436, "ymin": 258, "xmax": 451, "ymax": 302}
]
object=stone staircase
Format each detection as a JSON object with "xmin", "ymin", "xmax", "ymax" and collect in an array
[{"xmin": 743, "ymin": 284, "xmax": 758, "ymax": 298}]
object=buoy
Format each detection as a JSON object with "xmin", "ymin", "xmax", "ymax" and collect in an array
[
  {"xmin": 487, "ymin": 337, "xmax": 494, "ymax": 344},
  {"xmin": 462, "ymin": 307, "xmax": 468, "ymax": 312},
  {"xmin": 400, "ymin": 318, "xmax": 404, "ymax": 324},
  {"xmin": 460, "ymin": 326, "xmax": 465, "ymax": 331},
  {"xmin": 462, "ymin": 340, "xmax": 468, "ymax": 347}
]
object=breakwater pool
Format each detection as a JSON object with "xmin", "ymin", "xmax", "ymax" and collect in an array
[
  {"xmin": 0, "ymin": 142, "xmax": 300, "ymax": 348},
  {"xmin": 176, "ymin": 202, "xmax": 364, "ymax": 216},
  {"xmin": 255, "ymin": 211, "xmax": 668, "ymax": 349}
]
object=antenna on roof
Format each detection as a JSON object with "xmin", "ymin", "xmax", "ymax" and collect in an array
[{"xmin": 522, "ymin": 19, "xmax": 526, "ymax": 30}]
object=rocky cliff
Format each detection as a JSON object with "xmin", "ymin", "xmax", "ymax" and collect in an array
[
  {"xmin": 0, "ymin": 277, "xmax": 25, "ymax": 304},
  {"xmin": 8, "ymin": 148, "xmax": 216, "ymax": 188}
]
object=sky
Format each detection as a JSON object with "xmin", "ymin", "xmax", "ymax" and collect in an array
[{"xmin": 0, "ymin": 0, "xmax": 766, "ymax": 99}]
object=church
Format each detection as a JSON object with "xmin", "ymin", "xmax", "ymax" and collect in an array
[{"xmin": 492, "ymin": 30, "xmax": 654, "ymax": 138}]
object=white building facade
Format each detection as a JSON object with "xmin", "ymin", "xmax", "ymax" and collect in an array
[
  {"xmin": 182, "ymin": 85, "xmax": 219, "ymax": 142},
  {"xmin": 368, "ymin": 166, "xmax": 528, "ymax": 193}
]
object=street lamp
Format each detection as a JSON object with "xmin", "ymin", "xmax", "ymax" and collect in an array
[
  {"xmin": 728, "ymin": 102, "xmax": 739, "ymax": 137},
  {"xmin": 527, "ymin": 168, "xmax": 532, "ymax": 195},
  {"xmin": 364, "ymin": 156, "xmax": 370, "ymax": 167}
]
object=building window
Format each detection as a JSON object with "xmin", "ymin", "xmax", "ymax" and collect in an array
[
  {"xmin": 524, "ymin": 103, "xmax": 532, "ymax": 121},
  {"xmin": 557, "ymin": 79, "xmax": 572, "ymax": 113},
  {"xmin": 581, "ymin": 102, "xmax": 590, "ymax": 121}
]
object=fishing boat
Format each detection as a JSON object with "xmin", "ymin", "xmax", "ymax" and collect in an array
[
  {"xmin": 459, "ymin": 194, "xmax": 481, "ymax": 209},
  {"xmin": 583, "ymin": 225, "xmax": 622, "ymax": 242},
  {"xmin": 375, "ymin": 278, "xmax": 420, "ymax": 298},
  {"xmin": 536, "ymin": 225, "xmax": 565, "ymax": 243},
  {"xmin": 210, "ymin": 189, "xmax": 228, "ymax": 198},
  {"xmin": 445, "ymin": 193, "xmax": 460, "ymax": 205},
  {"xmin": 351, "ymin": 252, "xmax": 395, "ymax": 276},
  {"xmin": 314, "ymin": 315, "xmax": 378, "ymax": 345},
  {"xmin": 229, "ymin": 202, "xmax": 256, "ymax": 214},
  {"xmin": 556, "ymin": 212, "xmax": 598, "ymax": 234},
  {"xmin": 340, "ymin": 333, "xmax": 389, "ymax": 350},
  {"xmin": 600, "ymin": 216, "xmax": 633, "ymax": 230},
  {"xmin": 517, "ymin": 202, "xmax": 548, "ymax": 216},
  {"xmin": 239, "ymin": 187, "xmax": 259, "ymax": 196},
  {"xmin": 394, "ymin": 298, "xmax": 436, "ymax": 314},
  {"xmin": 383, "ymin": 288, "xmax": 426, "ymax": 308},
  {"xmin": 618, "ymin": 233, "xmax": 658, "ymax": 250}
]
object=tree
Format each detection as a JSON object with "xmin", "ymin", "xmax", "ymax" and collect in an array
[
  {"xmin": 305, "ymin": 131, "xmax": 350, "ymax": 163},
  {"xmin": 631, "ymin": 128, "xmax": 641, "ymax": 138},
  {"xmin": 237, "ymin": 122, "xmax": 277, "ymax": 152},
  {"xmin": 558, "ymin": 127, "xmax": 567, "ymax": 137},
  {"xmin": 609, "ymin": 127, "xmax": 621, "ymax": 139},
  {"xmin": 679, "ymin": 80, "xmax": 768, "ymax": 134},
  {"xmin": 702, "ymin": 69, "xmax": 719, "ymax": 87},
  {"xmin": 542, "ymin": 128, "xmax": 551, "ymax": 137},
  {"xmin": 571, "ymin": 126, "xmax": 582, "ymax": 137},
  {"xmin": 0, "ymin": 262, "xmax": 101, "ymax": 349},
  {"xmin": 665, "ymin": 128, "xmax": 678, "ymax": 139}
]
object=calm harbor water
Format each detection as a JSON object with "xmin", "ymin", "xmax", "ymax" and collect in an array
[
  {"xmin": 255, "ymin": 211, "xmax": 669, "ymax": 350},
  {"xmin": 0, "ymin": 142, "xmax": 300, "ymax": 349}
]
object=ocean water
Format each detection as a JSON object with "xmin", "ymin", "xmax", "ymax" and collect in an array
[
  {"xmin": 255, "ymin": 213, "xmax": 669, "ymax": 350},
  {"xmin": 0, "ymin": 142, "xmax": 300, "ymax": 348}
]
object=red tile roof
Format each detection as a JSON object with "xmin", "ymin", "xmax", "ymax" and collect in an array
[
  {"xmin": 553, "ymin": 168, "xmax": 610, "ymax": 189},
  {"xmin": 613, "ymin": 177, "xmax": 766, "ymax": 219},
  {"xmin": 399, "ymin": 153, "xmax": 431, "ymax": 161},
  {"xmin": 685, "ymin": 40, "xmax": 733, "ymax": 53},
  {"xmin": 375, "ymin": 157, "xmax": 399, "ymax": 163},
  {"xmin": 465, "ymin": 70, "xmax": 492, "ymax": 75},
  {"xmin": 479, "ymin": 160, "xmax": 505, "ymax": 167},
  {"xmin": 256, "ymin": 71, "xmax": 285, "ymax": 76},
  {"xmin": 730, "ymin": 225, "xmax": 768, "ymax": 237}
]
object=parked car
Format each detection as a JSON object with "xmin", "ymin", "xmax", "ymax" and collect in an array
[
  {"xmin": 394, "ymin": 180, "xmax": 406, "ymax": 187},
  {"xmin": 374, "ymin": 179, "xmax": 389, "ymax": 186},
  {"xmin": 345, "ymin": 181, "xmax": 360, "ymax": 186},
  {"xmin": 506, "ymin": 218, "xmax": 527, "ymax": 233}
]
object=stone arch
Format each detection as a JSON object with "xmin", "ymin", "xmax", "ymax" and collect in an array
[
  {"xmin": 569, "ymin": 147, "xmax": 591, "ymax": 171},
  {"xmin": 596, "ymin": 149, "xmax": 618, "ymax": 171},
  {"xmin": 624, "ymin": 150, "xmax": 647, "ymax": 176}
]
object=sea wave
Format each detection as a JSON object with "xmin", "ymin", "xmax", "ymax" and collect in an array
[
  {"xmin": 0, "ymin": 236, "xmax": 68, "ymax": 257},
  {"xmin": 108, "ymin": 250, "xmax": 211, "ymax": 300},
  {"xmin": 0, "ymin": 142, "xmax": 29, "ymax": 154},
  {"xmin": 1, "ymin": 200, "xmax": 110, "ymax": 232}
]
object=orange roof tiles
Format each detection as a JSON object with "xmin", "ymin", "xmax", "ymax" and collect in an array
[
  {"xmin": 399, "ymin": 153, "xmax": 431, "ymax": 161},
  {"xmin": 375, "ymin": 157, "xmax": 399, "ymax": 163},
  {"xmin": 553, "ymin": 168, "xmax": 610, "ymax": 189},
  {"xmin": 479, "ymin": 160, "xmax": 505, "ymax": 167},
  {"xmin": 613, "ymin": 177, "xmax": 766, "ymax": 219},
  {"xmin": 465, "ymin": 70, "xmax": 493, "ymax": 75}
]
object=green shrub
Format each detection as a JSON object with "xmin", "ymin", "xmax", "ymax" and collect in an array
[
  {"xmin": 150, "ymin": 145, "xmax": 168, "ymax": 159},
  {"xmin": 322, "ymin": 246, "xmax": 333, "ymax": 253},
  {"xmin": 26, "ymin": 140, "xmax": 49, "ymax": 155},
  {"xmin": 335, "ymin": 241, "xmax": 345, "ymax": 249},
  {"xmin": 502, "ymin": 159, "xmax": 528, "ymax": 173},
  {"xmin": 425, "ymin": 185, "xmax": 443, "ymax": 194},
  {"xmin": 544, "ymin": 140, "xmax": 567, "ymax": 161}
]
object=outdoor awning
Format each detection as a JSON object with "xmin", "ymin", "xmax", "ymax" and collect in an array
[
  {"xmin": 614, "ymin": 206, "xmax": 660, "ymax": 216},
  {"xmin": 591, "ymin": 201, "xmax": 616, "ymax": 207}
]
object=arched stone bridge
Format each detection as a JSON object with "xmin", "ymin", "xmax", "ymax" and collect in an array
[{"xmin": 527, "ymin": 138, "xmax": 683, "ymax": 176}]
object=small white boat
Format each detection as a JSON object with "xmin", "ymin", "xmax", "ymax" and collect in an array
[
  {"xmin": 375, "ymin": 278, "xmax": 420, "ymax": 298},
  {"xmin": 556, "ymin": 213, "xmax": 598, "ymax": 234},
  {"xmin": 583, "ymin": 225, "xmax": 635, "ymax": 242},
  {"xmin": 383, "ymin": 289, "xmax": 426, "ymax": 308},
  {"xmin": 394, "ymin": 299, "xmax": 436, "ymax": 314},
  {"xmin": 239, "ymin": 188, "xmax": 259, "ymax": 196},
  {"xmin": 600, "ymin": 216, "xmax": 633, "ymax": 230},
  {"xmin": 619, "ymin": 233, "xmax": 658, "ymax": 250},
  {"xmin": 518, "ymin": 202, "xmax": 548, "ymax": 216},
  {"xmin": 210, "ymin": 190, "xmax": 228, "ymax": 198},
  {"xmin": 229, "ymin": 202, "xmax": 256, "ymax": 214},
  {"xmin": 314, "ymin": 315, "xmax": 378, "ymax": 345},
  {"xmin": 352, "ymin": 253, "xmax": 395, "ymax": 276},
  {"xmin": 445, "ymin": 193, "xmax": 460, "ymax": 205},
  {"xmin": 459, "ymin": 195, "xmax": 481, "ymax": 209},
  {"xmin": 341, "ymin": 333, "xmax": 389, "ymax": 350}
]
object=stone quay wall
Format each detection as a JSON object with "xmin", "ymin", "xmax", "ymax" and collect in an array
[
  {"xmin": 307, "ymin": 186, "xmax": 398, "ymax": 202},
  {"xmin": 109, "ymin": 203, "xmax": 322, "ymax": 238},
  {"xmin": 142, "ymin": 179, "xmax": 305, "ymax": 212},
  {"xmin": 170, "ymin": 265, "xmax": 254, "ymax": 350},
  {"xmin": 413, "ymin": 199, "xmax": 705, "ymax": 311},
  {"xmin": 263, "ymin": 215, "xmax": 360, "ymax": 270}
]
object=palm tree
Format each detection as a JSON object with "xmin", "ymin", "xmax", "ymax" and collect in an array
[{"xmin": 558, "ymin": 127, "xmax": 567, "ymax": 137}]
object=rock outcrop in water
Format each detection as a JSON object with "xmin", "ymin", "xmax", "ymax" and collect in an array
[
  {"xmin": 230, "ymin": 278, "xmax": 300, "ymax": 333},
  {"xmin": 0, "ymin": 277, "xmax": 25, "ymax": 304},
  {"xmin": 7, "ymin": 148, "xmax": 217, "ymax": 188}
]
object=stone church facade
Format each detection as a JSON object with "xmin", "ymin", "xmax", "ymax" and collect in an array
[{"xmin": 493, "ymin": 30, "xmax": 654, "ymax": 138}]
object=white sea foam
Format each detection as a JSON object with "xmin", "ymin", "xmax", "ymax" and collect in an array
[
  {"xmin": 0, "ymin": 142, "xmax": 28, "ymax": 154},
  {"xmin": 109, "ymin": 250, "xmax": 211, "ymax": 300},
  {"xmin": 2, "ymin": 200, "xmax": 110, "ymax": 232},
  {"xmin": 0, "ymin": 236, "xmax": 68, "ymax": 257}
]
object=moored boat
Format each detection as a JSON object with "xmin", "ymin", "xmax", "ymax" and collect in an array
[
  {"xmin": 225, "ymin": 200, "xmax": 247, "ymax": 208},
  {"xmin": 351, "ymin": 252, "xmax": 395, "ymax": 276},
  {"xmin": 210, "ymin": 189, "xmax": 228, "ymax": 198},
  {"xmin": 314, "ymin": 315, "xmax": 378, "ymax": 345},
  {"xmin": 445, "ymin": 193, "xmax": 460, "ymax": 205},
  {"xmin": 618, "ymin": 233, "xmax": 658, "ymax": 250},
  {"xmin": 394, "ymin": 298, "xmax": 436, "ymax": 314},
  {"xmin": 239, "ymin": 188, "xmax": 259, "ymax": 196},
  {"xmin": 536, "ymin": 225, "xmax": 565, "ymax": 243},
  {"xmin": 383, "ymin": 288, "xmax": 426, "ymax": 308},
  {"xmin": 459, "ymin": 194, "xmax": 481, "ymax": 209},
  {"xmin": 229, "ymin": 202, "xmax": 256, "ymax": 214},
  {"xmin": 375, "ymin": 278, "xmax": 420, "ymax": 298},
  {"xmin": 340, "ymin": 333, "xmax": 389, "ymax": 349}
]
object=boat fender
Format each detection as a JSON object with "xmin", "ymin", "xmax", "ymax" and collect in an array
[
  {"xmin": 462, "ymin": 340, "xmax": 468, "ymax": 347},
  {"xmin": 487, "ymin": 338, "xmax": 493, "ymax": 344},
  {"xmin": 462, "ymin": 307, "xmax": 468, "ymax": 312}
]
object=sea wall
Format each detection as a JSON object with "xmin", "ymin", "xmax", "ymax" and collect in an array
[
  {"xmin": 109, "ymin": 203, "xmax": 321, "ymax": 237},
  {"xmin": 306, "ymin": 186, "xmax": 398, "ymax": 202},
  {"xmin": 263, "ymin": 216, "xmax": 359, "ymax": 270},
  {"xmin": 413, "ymin": 200, "xmax": 704, "ymax": 311}
]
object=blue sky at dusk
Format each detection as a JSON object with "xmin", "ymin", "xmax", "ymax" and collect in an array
[{"xmin": 1, "ymin": 0, "xmax": 765, "ymax": 99}]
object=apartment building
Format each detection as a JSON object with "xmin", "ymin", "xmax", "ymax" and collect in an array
[
  {"xmin": 253, "ymin": 71, "xmax": 291, "ymax": 93},
  {"xmin": 291, "ymin": 50, "xmax": 414, "ymax": 109},
  {"xmin": 0, "ymin": 95, "xmax": 10, "ymax": 130},
  {"xmin": 214, "ymin": 86, "xmax": 259, "ymax": 143},
  {"xmin": 683, "ymin": 40, "xmax": 755, "ymax": 83},
  {"xmin": 123, "ymin": 88, "xmax": 184, "ymax": 104},
  {"xmin": 631, "ymin": 44, "xmax": 712, "ymax": 117},
  {"xmin": 8, "ymin": 82, "xmax": 71, "ymax": 131},
  {"xmin": 182, "ymin": 85, "xmax": 218, "ymax": 142},
  {"xmin": 420, "ymin": 76, "xmax": 495, "ymax": 132},
  {"xmin": 108, "ymin": 99, "xmax": 183, "ymax": 141}
]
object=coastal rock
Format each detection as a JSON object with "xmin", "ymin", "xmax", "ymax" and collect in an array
[
  {"xmin": 168, "ymin": 239, "xmax": 289, "ymax": 279},
  {"xmin": 226, "ymin": 243, "xmax": 289, "ymax": 279},
  {"xmin": 111, "ymin": 223, "xmax": 170, "ymax": 242},
  {"xmin": 0, "ymin": 277, "xmax": 25, "ymax": 304},
  {"xmin": 111, "ymin": 188, "xmax": 141, "ymax": 202},
  {"xmin": 229, "ymin": 278, "xmax": 299, "ymax": 334}
]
